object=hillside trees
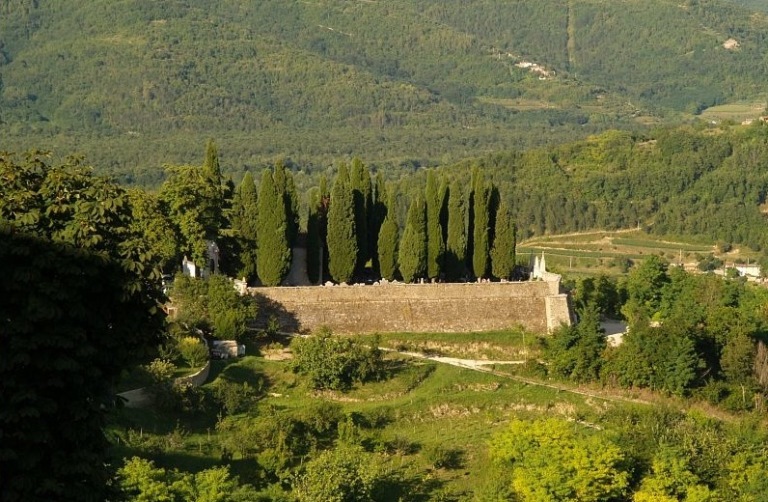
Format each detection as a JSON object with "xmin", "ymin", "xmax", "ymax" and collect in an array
[
  {"xmin": 490, "ymin": 419, "xmax": 629, "ymax": 501},
  {"xmin": 0, "ymin": 153, "xmax": 165, "ymax": 501}
]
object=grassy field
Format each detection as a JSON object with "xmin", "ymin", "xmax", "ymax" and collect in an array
[
  {"xmin": 108, "ymin": 330, "xmax": 628, "ymax": 499},
  {"xmin": 517, "ymin": 229, "xmax": 758, "ymax": 276},
  {"xmin": 699, "ymin": 101, "xmax": 765, "ymax": 122}
]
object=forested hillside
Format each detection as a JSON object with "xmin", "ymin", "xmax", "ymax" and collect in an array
[{"xmin": 1, "ymin": 0, "xmax": 768, "ymax": 184}]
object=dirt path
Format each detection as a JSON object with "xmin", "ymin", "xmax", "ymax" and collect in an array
[{"xmin": 391, "ymin": 349, "xmax": 654, "ymax": 406}]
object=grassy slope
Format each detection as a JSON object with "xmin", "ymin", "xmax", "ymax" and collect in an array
[{"xmin": 2, "ymin": 0, "xmax": 768, "ymax": 182}]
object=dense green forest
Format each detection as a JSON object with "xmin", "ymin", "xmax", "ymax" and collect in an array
[{"xmin": 2, "ymin": 0, "xmax": 768, "ymax": 183}]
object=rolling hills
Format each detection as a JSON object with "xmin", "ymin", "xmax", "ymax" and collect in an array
[{"xmin": 1, "ymin": 0, "xmax": 768, "ymax": 184}]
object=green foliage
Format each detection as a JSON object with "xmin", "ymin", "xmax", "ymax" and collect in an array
[
  {"xmin": 622, "ymin": 255, "xmax": 670, "ymax": 321},
  {"xmin": 377, "ymin": 213, "xmax": 399, "ymax": 281},
  {"xmin": 546, "ymin": 304, "xmax": 606, "ymax": 382},
  {"xmin": 170, "ymin": 274, "xmax": 257, "ymax": 341},
  {"xmin": 290, "ymin": 329, "xmax": 384, "ymax": 391},
  {"xmin": 327, "ymin": 164, "xmax": 358, "ymax": 284},
  {"xmin": 490, "ymin": 418, "xmax": 630, "ymax": 501},
  {"xmin": 127, "ymin": 189, "xmax": 180, "ymax": 271},
  {"xmin": 472, "ymin": 169, "xmax": 491, "ymax": 279},
  {"xmin": 490, "ymin": 198, "xmax": 516, "ymax": 280},
  {"xmin": 398, "ymin": 196, "xmax": 427, "ymax": 283},
  {"xmin": 445, "ymin": 179, "xmax": 467, "ymax": 281},
  {"xmin": 177, "ymin": 336, "xmax": 209, "ymax": 368},
  {"xmin": 117, "ymin": 457, "xmax": 258, "ymax": 502},
  {"xmin": 293, "ymin": 446, "xmax": 383, "ymax": 502},
  {"xmin": 229, "ymin": 172, "xmax": 259, "ymax": 283},
  {"xmin": 160, "ymin": 164, "xmax": 221, "ymax": 265},
  {"xmin": 0, "ymin": 154, "xmax": 165, "ymax": 501},
  {"xmin": 604, "ymin": 321, "xmax": 701, "ymax": 396},
  {"xmin": 256, "ymin": 168, "xmax": 290, "ymax": 286},
  {"xmin": 425, "ymin": 170, "xmax": 445, "ymax": 280},
  {"xmin": 351, "ymin": 158, "xmax": 372, "ymax": 273}
]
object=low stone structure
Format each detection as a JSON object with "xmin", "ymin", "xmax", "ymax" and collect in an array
[{"xmin": 250, "ymin": 279, "xmax": 570, "ymax": 334}]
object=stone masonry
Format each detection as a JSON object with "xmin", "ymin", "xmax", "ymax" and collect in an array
[{"xmin": 250, "ymin": 280, "xmax": 571, "ymax": 335}]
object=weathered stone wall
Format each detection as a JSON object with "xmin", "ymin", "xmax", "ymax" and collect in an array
[{"xmin": 250, "ymin": 281, "xmax": 570, "ymax": 334}]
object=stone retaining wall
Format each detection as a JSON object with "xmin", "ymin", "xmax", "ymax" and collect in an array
[
  {"xmin": 118, "ymin": 360, "xmax": 211, "ymax": 408},
  {"xmin": 251, "ymin": 280, "xmax": 570, "ymax": 334}
]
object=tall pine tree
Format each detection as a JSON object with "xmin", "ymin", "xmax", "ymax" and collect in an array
[
  {"xmin": 490, "ymin": 198, "xmax": 516, "ymax": 280},
  {"xmin": 377, "ymin": 187, "xmax": 398, "ymax": 281},
  {"xmin": 425, "ymin": 170, "xmax": 445, "ymax": 280},
  {"xmin": 231, "ymin": 172, "xmax": 259, "ymax": 283},
  {"xmin": 327, "ymin": 164, "xmax": 357, "ymax": 284},
  {"xmin": 445, "ymin": 179, "xmax": 467, "ymax": 281},
  {"xmin": 399, "ymin": 196, "xmax": 427, "ymax": 283},
  {"xmin": 472, "ymin": 169, "xmax": 490, "ymax": 279},
  {"xmin": 256, "ymin": 169, "xmax": 291, "ymax": 286}
]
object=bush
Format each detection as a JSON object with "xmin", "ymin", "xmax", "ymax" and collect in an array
[
  {"xmin": 214, "ymin": 380, "xmax": 261, "ymax": 415},
  {"xmin": 291, "ymin": 328, "xmax": 385, "ymax": 391},
  {"xmin": 423, "ymin": 445, "xmax": 463, "ymax": 470},
  {"xmin": 177, "ymin": 336, "xmax": 209, "ymax": 368}
]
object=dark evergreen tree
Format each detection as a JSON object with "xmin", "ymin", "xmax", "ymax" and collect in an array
[
  {"xmin": 257, "ymin": 169, "xmax": 291, "ymax": 286},
  {"xmin": 273, "ymin": 159, "xmax": 299, "ymax": 247},
  {"xmin": 350, "ymin": 158, "xmax": 371, "ymax": 274},
  {"xmin": 201, "ymin": 139, "xmax": 224, "ymax": 240},
  {"xmin": 306, "ymin": 186, "xmax": 329, "ymax": 284},
  {"xmin": 425, "ymin": 170, "xmax": 445, "ymax": 280},
  {"xmin": 369, "ymin": 171, "xmax": 387, "ymax": 275},
  {"xmin": 327, "ymin": 164, "xmax": 357, "ymax": 284},
  {"xmin": 399, "ymin": 196, "xmax": 427, "ymax": 283},
  {"xmin": 445, "ymin": 179, "xmax": 467, "ymax": 281},
  {"xmin": 377, "ymin": 188, "xmax": 399, "ymax": 281},
  {"xmin": 490, "ymin": 198, "xmax": 516, "ymax": 280},
  {"xmin": 231, "ymin": 172, "xmax": 259, "ymax": 283},
  {"xmin": 472, "ymin": 169, "xmax": 491, "ymax": 279}
]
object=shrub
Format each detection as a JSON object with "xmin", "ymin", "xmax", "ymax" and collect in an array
[
  {"xmin": 424, "ymin": 445, "xmax": 463, "ymax": 470},
  {"xmin": 178, "ymin": 336, "xmax": 209, "ymax": 368},
  {"xmin": 291, "ymin": 329, "xmax": 384, "ymax": 391}
]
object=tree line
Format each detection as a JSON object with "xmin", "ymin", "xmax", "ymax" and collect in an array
[{"xmin": 155, "ymin": 143, "xmax": 517, "ymax": 286}]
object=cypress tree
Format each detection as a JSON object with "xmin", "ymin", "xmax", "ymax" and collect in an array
[
  {"xmin": 490, "ymin": 199, "xmax": 516, "ymax": 280},
  {"xmin": 306, "ymin": 187, "xmax": 321, "ymax": 284},
  {"xmin": 425, "ymin": 170, "xmax": 445, "ymax": 280},
  {"xmin": 273, "ymin": 159, "xmax": 299, "ymax": 247},
  {"xmin": 445, "ymin": 179, "xmax": 467, "ymax": 281},
  {"xmin": 232, "ymin": 171, "xmax": 259, "ymax": 283},
  {"xmin": 257, "ymin": 169, "xmax": 291, "ymax": 286},
  {"xmin": 472, "ymin": 170, "xmax": 490, "ymax": 279},
  {"xmin": 350, "ymin": 158, "xmax": 371, "ymax": 273},
  {"xmin": 377, "ymin": 188, "xmax": 398, "ymax": 281},
  {"xmin": 399, "ymin": 196, "xmax": 427, "ymax": 283},
  {"xmin": 201, "ymin": 139, "xmax": 224, "ymax": 240},
  {"xmin": 327, "ymin": 164, "xmax": 357, "ymax": 284},
  {"xmin": 369, "ymin": 171, "xmax": 386, "ymax": 275}
]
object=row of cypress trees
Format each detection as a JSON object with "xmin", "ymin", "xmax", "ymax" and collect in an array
[
  {"xmin": 202, "ymin": 150, "xmax": 515, "ymax": 286},
  {"xmin": 210, "ymin": 153, "xmax": 516, "ymax": 287},
  {"xmin": 306, "ymin": 162, "xmax": 517, "ymax": 284}
]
